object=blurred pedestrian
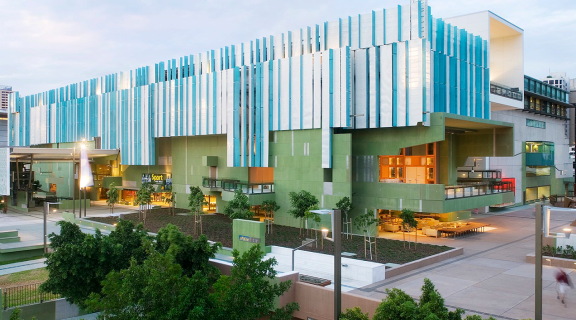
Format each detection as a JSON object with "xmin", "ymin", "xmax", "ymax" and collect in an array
[{"xmin": 556, "ymin": 268, "xmax": 573, "ymax": 306}]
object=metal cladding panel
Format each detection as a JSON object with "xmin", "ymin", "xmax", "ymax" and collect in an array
[
  {"xmin": 350, "ymin": 15, "xmax": 359, "ymax": 49},
  {"xmin": 321, "ymin": 50, "xmax": 333, "ymax": 169},
  {"xmin": 326, "ymin": 21, "xmax": 340, "ymax": 50},
  {"xmin": 353, "ymin": 49, "xmax": 368, "ymax": 129},
  {"xmin": 240, "ymin": 66, "xmax": 247, "ymax": 166},
  {"xmin": 340, "ymin": 18, "xmax": 350, "ymax": 48},
  {"xmin": 303, "ymin": 27, "xmax": 311, "ymax": 55},
  {"xmin": 291, "ymin": 56, "xmax": 301, "ymax": 130},
  {"xmin": 262, "ymin": 61, "xmax": 270, "ymax": 167},
  {"xmin": 227, "ymin": 69, "xmax": 234, "ymax": 167},
  {"xmin": 272, "ymin": 61, "xmax": 279, "ymax": 130},
  {"xmin": 292, "ymin": 29, "xmax": 302, "ymax": 56},
  {"xmin": 374, "ymin": 10, "xmax": 385, "ymax": 46},
  {"xmin": 313, "ymin": 53, "xmax": 322, "ymax": 128},
  {"xmin": 408, "ymin": 40, "xmax": 423, "ymax": 126},
  {"xmin": 410, "ymin": 0, "xmax": 420, "ymax": 40},
  {"xmin": 385, "ymin": 7, "xmax": 398, "ymax": 44},
  {"xmin": 200, "ymin": 74, "xmax": 208, "ymax": 135},
  {"xmin": 274, "ymin": 34, "xmax": 284, "ymax": 60},
  {"xmin": 340, "ymin": 47, "xmax": 351, "ymax": 128},
  {"xmin": 401, "ymin": 4, "xmax": 410, "ymax": 41},
  {"xmin": 396, "ymin": 42, "xmax": 407, "ymax": 127},
  {"xmin": 332, "ymin": 49, "xmax": 341, "ymax": 128},
  {"xmin": 280, "ymin": 58, "xmax": 290, "ymax": 130},
  {"xmin": 368, "ymin": 47, "xmax": 379, "ymax": 128},
  {"xmin": 360, "ymin": 13, "xmax": 373, "ymax": 48},
  {"xmin": 319, "ymin": 23, "xmax": 326, "ymax": 52},
  {"xmin": 302, "ymin": 55, "xmax": 314, "ymax": 129},
  {"xmin": 424, "ymin": 41, "xmax": 431, "ymax": 125}
]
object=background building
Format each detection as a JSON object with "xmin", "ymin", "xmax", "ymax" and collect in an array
[
  {"xmin": 8, "ymin": 1, "xmax": 529, "ymax": 228},
  {"xmin": 0, "ymin": 85, "xmax": 11, "ymax": 148}
]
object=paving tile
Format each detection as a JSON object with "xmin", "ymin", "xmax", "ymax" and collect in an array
[
  {"xmin": 464, "ymin": 257, "xmax": 523, "ymax": 270},
  {"xmin": 379, "ymin": 274, "xmax": 476, "ymax": 299},
  {"xmin": 512, "ymin": 291, "xmax": 576, "ymax": 319},
  {"xmin": 433, "ymin": 263, "xmax": 507, "ymax": 283},
  {"xmin": 444, "ymin": 286, "xmax": 530, "ymax": 316},
  {"xmin": 504, "ymin": 264, "xmax": 570, "ymax": 281},
  {"xmin": 473, "ymin": 273, "xmax": 553, "ymax": 296}
]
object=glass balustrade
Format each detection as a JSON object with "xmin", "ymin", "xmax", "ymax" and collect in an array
[{"xmin": 445, "ymin": 181, "xmax": 513, "ymax": 200}]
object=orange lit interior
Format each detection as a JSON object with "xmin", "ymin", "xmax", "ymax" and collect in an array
[{"xmin": 379, "ymin": 143, "xmax": 436, "ymax": 184}]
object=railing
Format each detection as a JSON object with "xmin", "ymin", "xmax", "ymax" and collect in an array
[
  {"xmin": 2, "ymin": 282, "xmax": 60, "ymax": 309},
  {"xmin": 445, "ymin": 181, "xmax": 513, "ymax": 200},
  {"xmin": 222, "ymin": 179, "xmax": 274, "ymax": 194},
  {"xmin": 202, "ymin": 177, "xmax": 222, "ymax": 189},
  {"xmin": 490, "ymin": 83, "xmax": 523, "ymax": 101},
  {"xmin": 457, "ymin": 170, "xmax": 502, "ymax": 180}
]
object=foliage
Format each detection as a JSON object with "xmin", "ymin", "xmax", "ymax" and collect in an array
[
  {"xmin": 211, "ymin": 245, "xmax": 298, "ymax": 320},
  {"xmin": 261, "ymin": 200, "xmax": 280, "ymax": 219},
  {"xmin": 399, "ymin": 209, "xmax": 418, "ymax": 249},
  {"xmin": 135, "ymin": 182, "xmax": 155, "ymax": 223},
  {"xmin": 224, "ymin": 189, "xmax": 253, "ymax": 220},
  {"xmin": 543, "ymin": 244, "xmax": 576, "ymax": 259},
  {"xmin": 371, "ymin": 278, "xmax": 502, "ymax": 320},
  {"xmin": 154, "ymin": 224, "xmax": 222, "ymax": 279},
  {"xmin": 188, "ymin": 186, "xmax": 207, "ymax": 216},
  {"xmin": 341, "ymin": 307, "xmax": 370, "ymax": 320},
  {"xmin": 288, "ymin": 190, "xmax": 319, "ymax": 235},
  {"xmin": 336, "ymin": 196, "xmax": 354, "ymax": 220},
  {"xmin": 9, "ymin": 307, "xmax": 37, "ymax": 320},
  {"xmin": 354, "ymin": 212, "xmax": 379, "ymax": 236},
  {"xmin": 87, "ymin": 244, "xmax": 298, "ymax": 320},
  {"xmin": 163, "ymin": 190, "xmax": 175, "ymax": 216},
  {"xmin": 40, "ymin": 220, "xmax": 150, "ymax": 308},
  {"xmin": 32, "ymin": 180, "xmax": 42, "ymax": 191},
  {"xmin": 106, "ymin": 182, "xmax": 119, "ymax": 214}
]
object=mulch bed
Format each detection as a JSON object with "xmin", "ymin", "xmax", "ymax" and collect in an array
[{"xmin": 88, "ymin": 212, "xmax": 453, "ymax": 265}]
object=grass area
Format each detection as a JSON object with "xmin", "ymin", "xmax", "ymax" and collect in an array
[
  {"xmin": 0, "ymin": 255, "xmax": 44, "ymax": 267},
  {"xmin": 0, "ymin": 268, "xmax": 49, "ymax": 288},
  {"xmin": 89, "ymin": 212, "xmax": 453, "ymax": 265}
]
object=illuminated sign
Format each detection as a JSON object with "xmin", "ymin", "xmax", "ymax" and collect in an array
[
  {"xmin": 239, "ymin": 235, "xmax": 261, "ymax": 243},
  {"xmin": 141, "ymin": 173, "xmax": 171, "ymax": 184},
  {"xmin": 526, "ymin": 119, "xmax": 546, "ymax": 129}
]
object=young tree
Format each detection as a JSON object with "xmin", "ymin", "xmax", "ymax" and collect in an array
[
  {"xmin": 40, "ymin": 220, "xmax": 150, "ymax": 309},
  {"xmin": 354, "ymin": 211, "xmax": 379, "ymax": 260},
  {"xmin": 188, "ymin": 186, "xmax": 207, "ymax": 236},
  {"xmin": 224, "ymin": 189, "xmax": 253, "ymax": 220},
  {"xmin": 336, "ymin": 196, "xmax": 354, "ymax": 238},
  {"xmin": 135, "ymin": 182, "xmax": 154, "ymax": 225},
  {"xmin": 288, "ymin": 190, "xmax": 319, "ymax": 235},
  {"xmin": 211, "ymin": 245, "xmax": 299, "ymax": 320},
  {"xmin": 399, "ymin": 209, "xmax": 418, "ymax": 249},
  {"xmin": 164, "ymin": 190, "xmax": 176, "ymax": 216},
  {"xmin": 261, "ymin": 200, "xmax": 280, "ymax": 234},
  {"xmin": 340, "ymin": 307, "xmax": 370, "ymax": 320},
  {"xmin": 106, "ymin": 182, "xmax": 119, "ymax": 215}
]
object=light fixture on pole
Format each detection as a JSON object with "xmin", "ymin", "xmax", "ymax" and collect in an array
[
  {"xmin": 44, "ymin": 201, "xmax": 61, "ymax": 253},
  {"xmin": 563, "ymin": 228, "xmax": 572, "ymax": 239},
  {"xmin": 311, "ymin": 209, "xmax": 342, "ymax": 320},
  {"xmin": 79, "ymin": 141, "xmax": 93, "ymax": 218}
]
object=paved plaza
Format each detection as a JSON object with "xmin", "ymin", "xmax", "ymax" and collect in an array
[
  {"xmin": 352, "ymin": 205, "xmax": 576, "ymax": 320},
  {"xmin": 1, "ymin": 204, "xmax": 575, "ymax": 319}
]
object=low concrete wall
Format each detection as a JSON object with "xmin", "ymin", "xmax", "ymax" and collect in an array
[
  {"xmin": 293, "ymin": 282, "xmax": 381, "ymax": 320},
  {"xmin": 270, "ymin": 246, "xmax": 387, "ymax": 283},
  {"xmin": 62, "ymin": 212, "xmax": 116, "ymax": 232},
  {"xmin": 1, "ymin": 298, "xmax": 86, "ymax": 320},
  {"xmin": 526, "ymin": 253, "xmax": 576, "ymax": 269},
  {"xmin": 385, "ymin": 247, "xmax": 463, "ymax": 278}
]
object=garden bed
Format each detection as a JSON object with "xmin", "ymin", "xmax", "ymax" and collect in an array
[{"xmin": 88, "ymin": 212, "xmax": 453, "ymax": 265}]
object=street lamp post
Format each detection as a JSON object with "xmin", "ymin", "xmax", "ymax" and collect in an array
[
  {"xmin": 314, "ymin": 209, "xmax": 342, "ymax": 320},
  {"xmin": 43, "ymin": 201, "xmax": 61, "ymax": 253}
]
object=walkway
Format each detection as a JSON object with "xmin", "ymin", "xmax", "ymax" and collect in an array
[
  {"xmin": 352, "ymin": 205, "xmax": 576, "ymax": 320},
  {"xmin": 0, "ymin": 258, "xmax": 46, "ymax": 276}
]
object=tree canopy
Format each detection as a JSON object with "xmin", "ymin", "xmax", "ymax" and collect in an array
[
  {"xmin": 224, "ymin": 189, "xmax": 253, "ymax": 220},
  {"xmin": 106, "ymin": 182, "xmax": 119, "ymax": 214}
]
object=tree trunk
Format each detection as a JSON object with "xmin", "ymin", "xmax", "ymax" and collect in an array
[
  {"xmin": 403, "ymin": 228, "xmax": 406, "ymax": 249},
  {"xmin": 415, "ymin": 230, "xmax": 417, "ymax": 249}
]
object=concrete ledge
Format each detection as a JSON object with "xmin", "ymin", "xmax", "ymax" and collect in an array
[
  {"xmin": 526, "ymin": 253, "xmax": 576, "ymax": 269},
  {"xmin": 385, "ymin": 247, "xmax": 463, "ymax": 278}
]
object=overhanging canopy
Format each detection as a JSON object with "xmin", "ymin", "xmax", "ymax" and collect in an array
[{"xmin": 9, "ymin": 147, "xmax": 119, "ymax": 162}]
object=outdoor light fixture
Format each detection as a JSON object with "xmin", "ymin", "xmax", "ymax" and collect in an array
[
  {"xmin": 563, "ymin": 228, "xmax": 572, "ymax": 239},
  {"xmin": 322, "ymin": 228, "xmax": 331, "ymax": 241}
]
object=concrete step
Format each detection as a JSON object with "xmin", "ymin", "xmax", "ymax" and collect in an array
[
  {"xmin": 0, "ymin": 236, "xmax": 20, "ymax": 243},
  {"xmin": 0, "ymin": 230, "xmax": 18, "ymax": 238}
]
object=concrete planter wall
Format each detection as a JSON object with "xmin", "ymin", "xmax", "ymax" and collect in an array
[{"xmin": 526, "ymin": 253, "xmax": 576, "ymax": 269}]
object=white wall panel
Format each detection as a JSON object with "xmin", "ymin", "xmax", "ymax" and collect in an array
[
  {"xmin": 302, "ymin": 54, "xmax": 314, "ymax": 129},
  {"xmin": 385, "ymin": 7, "xmax": 399, "ymax": 44},
  {"xmin": 401, "ymin": 4, "xmax": 410, "ymax": 42},
  {"xmin": 291, "ymin": 56, "xmax": 301, "ymax": 130},
  {"xmin": 360, "ymin": 13, "xmax": 373, "ymax": 48},
  {"xmin": 280, "ymin": 58, "xmax": 290, "ymax": 130},
  {"xmin": 396, "ymin": 42, "xmax": 407, "ymax": 126},
  {"xmin": 313, "ymin": 53, "xmax": 322, "ymax": 128},
  {"xmin": 354, "ymin": 49, "xmax": 368, "ymax": 129},
  {"xmin": 350, "ymin": 15, "xmax": 360, "ymax": 49},
  {"xmin": 374, "ymin": 10, "xmax": 385, "ymax": 46},
  {"xmin": 326, "ymin": 21, "xmax": 340, "ymax": 50},
  {"xmin": 333, "ymin": 49, "xmax": 341, "ymax": 128},
  {"xmin": 368, "ymin": 47, "xmax": 378, "ymax": 128},
  {"xmin": 408, "ymin": 40, "xmax": 423, "ymax": 126}
]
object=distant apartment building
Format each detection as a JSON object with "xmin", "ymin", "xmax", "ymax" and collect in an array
[
  {"xmin": 0, "ymin": 86, "xmax": 10, "ymax": 148},
  {"xmin": 543, "ymin": 72, "xmax": 569, "ymax": 92}
]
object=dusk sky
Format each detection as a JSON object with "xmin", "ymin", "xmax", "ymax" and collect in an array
[{"xmin": 1, "ymin": 0, "xmax": 575, "ymax": 96}]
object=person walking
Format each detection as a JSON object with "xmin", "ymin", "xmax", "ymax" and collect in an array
[{"xmin": 556, "ymin": 268, "xmax": 573, "ymax": 306}]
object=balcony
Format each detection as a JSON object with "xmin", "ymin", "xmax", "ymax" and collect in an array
[
  {"xmin": 222, "ymin": 179, "xmax": 274, "ymax": 194},
  {"xmin": 457, "ymin": 170, "xmax": 502, "ymax": 180},
  {"xmin": 490, "ymin": 82, "xmax": 523, "ymax": 101},
  {"xmin": 202, "ymin": 177, "xmax": 222, "ymax": 189},
  {"xmin": 445, "ymin": 181, "xmax": 513, "ymax": 200}
]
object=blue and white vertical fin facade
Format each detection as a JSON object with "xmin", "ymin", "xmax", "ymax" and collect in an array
[{"xmin": 10, "ymin": 0, "xmax": 488, "ymax": 169}]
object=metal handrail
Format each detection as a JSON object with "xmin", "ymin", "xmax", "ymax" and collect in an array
[
  {"xmin": 2, "ymin": 282, "xmax": 60, "ymax": 309},
  {"xmin": 292, "ymin": 239, "xmax": 317, "ymax": 271},
  {"xmin": 445, "ymin": 181, "xmax": 513, "ymax": 200},
  {"xmin": 490, "ymin": 83, "xmax": 523, "ymax": 101}
]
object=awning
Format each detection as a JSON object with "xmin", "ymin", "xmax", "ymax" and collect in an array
[{"xmin": 10, "ymin": 147, "xmax": 119, "ymax": 161}]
